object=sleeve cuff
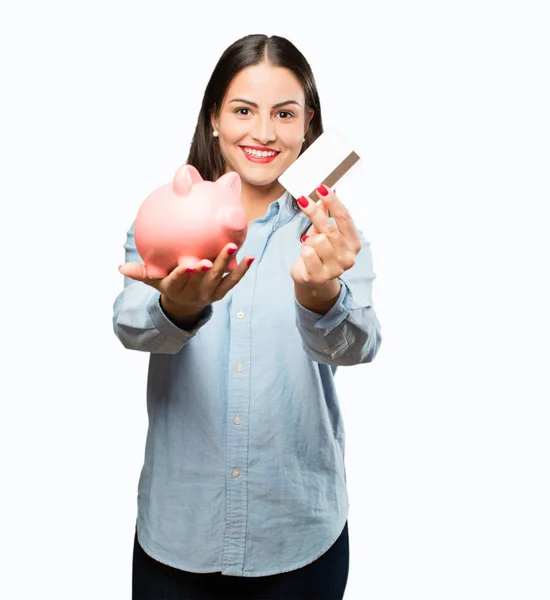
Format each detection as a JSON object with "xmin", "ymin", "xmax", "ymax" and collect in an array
[
  {"xmin": 147, "ymin": 292, "xmax": 213, "ymax": 345},
  {"xmin": 294, "ymin": 279, "xmax": 351, "ymax": 332}
]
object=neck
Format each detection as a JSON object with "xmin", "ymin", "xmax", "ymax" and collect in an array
[{"xmin": 240, "ymin": 180, "xmax": 286, "ymax": 226}]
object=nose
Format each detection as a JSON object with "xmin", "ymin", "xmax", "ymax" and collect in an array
[{"xmin": 252, "ymin": 115, "xmax": 276, "ymax": 145}]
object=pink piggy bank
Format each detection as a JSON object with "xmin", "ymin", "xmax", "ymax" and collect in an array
[{"xmin": 134, "ymin": 164, "xmax": 247, "ymax": 277}]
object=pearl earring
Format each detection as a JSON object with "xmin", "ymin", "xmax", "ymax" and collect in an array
[{"xmin": 213, "ymin": 130, "xmax": 219, "ymax": 138}]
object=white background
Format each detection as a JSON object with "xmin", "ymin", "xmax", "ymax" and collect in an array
[{"xmin": 1, "ymin": 1, "xmax": 549, "ymax": 598}]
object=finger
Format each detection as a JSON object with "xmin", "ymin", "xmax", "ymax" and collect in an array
[
  {"xmin": 316, "ymin": 197, "xmax": 330, "ymax": 216},
  {"xmin": 119, "ymin": 262, "xmax": 164, "ymax": 287},
  {"xmin": 197, "ymin": 243, "xmax": 241, "ymax": 299},
  {"xmin": 301, "ymin": 227, "xmax": 316, "ymax": 243},
  {"xmin": 154, "ymin": 259, "xmax": 210, "ymax": 304},
  {"xmin": 297, "ymin": 194, "xmax": 339, "ymax": 240},
  {"xmin": 213, "ymin": 255, "xmax": 255, "ymax": 299},
  {"xmin": 169, "ymin": 260, "xmax": 214, "ymax": 286},
  {"xmin": 301, "ymin": 199, "xmax": 328, "ymax": 241},
  {"xmin": 306, "ymin": 233, "xmax": 355, "ymax": 276},
  {"xmin": 190, "ymin": 258, "xmax": 214, "ymax": 274},
  {"xmin": 304, "ymin": 234, "xmax": 337, "ymax": 266},
  {"xmin": 315, "ymin": 185, "xmax": 360, "ymax": 244},
  {"xmin": 300, "ymin": 245, "xmax": 325, "ymax": 284},
  {"xmin": 209, "ymin": 243, "xmax": 239, "ymax": 282},
  {"xmin": 172, "ymin": 259, "xmax": 215, "ymax": 296},
  {"xmin": 160, "ymin": 263, "xmax": 195, "ymax": 293},
  {"xmin": 119, "ymin": 262, "xmax": 147, "ymax": 280}
]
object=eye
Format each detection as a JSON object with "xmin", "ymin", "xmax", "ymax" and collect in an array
[
  {"xmin": 235, "ymin": 107, "xmax": 251, "ymax": 116},
  {"xmin": 277, "ymin": 110, "xmax": 294, "ymax": 119}
]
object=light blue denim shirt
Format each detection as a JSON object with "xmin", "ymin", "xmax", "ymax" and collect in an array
[{"xmin": 112, "ymin": 190, "xmax": 381, "ymax": 577}]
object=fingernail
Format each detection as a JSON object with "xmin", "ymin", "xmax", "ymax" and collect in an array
[
  {"xmin": 227, "ymin": 246, "xmax": 237, "ymax": 255},
  {"xmin": 297, "ymin": 196, "xmax": 309, "ymax": 208},
  {"xmin": 201, "ymin": 265, "xmax": 212, "ymax": 271},
  {"xmin": 301, "ymin": 235, "xmax": 309, "ymax": 243},
  {"xmin": 247, "ymin": 257, "xmax": 255, "ymax": 266},
  {"xmin": 316, "ymin": 184, "xmax": 329, "ymax": 197},
  {"xmin": 185, "ymin": 268, "xmax": 194, "ymax": 273}
]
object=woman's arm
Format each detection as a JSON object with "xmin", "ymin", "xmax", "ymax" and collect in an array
[
  {"xmin": 294, "ymin": 232, "xmax": 382, "ymax": 366},
  {"xmin": 112, "ymin": 223, "xmax": 213, "ymax": 354}
]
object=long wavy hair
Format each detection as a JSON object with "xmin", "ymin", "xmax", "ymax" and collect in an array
[{"xmin": 186, "ymin": 34, "xmax": 324, "ymax": 217}]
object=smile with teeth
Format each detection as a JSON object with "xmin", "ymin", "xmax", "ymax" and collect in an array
[{"xmin": 243, "ymin": 147, "xmax": 279, "ymax": 157}]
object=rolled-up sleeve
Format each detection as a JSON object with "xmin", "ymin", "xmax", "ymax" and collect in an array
[
  {"xmin": 112, "ymin": 222, "xmax": 213, "ymax": 354},
  {"xmin": 294, "ymin": 232, "xmax": 382, "ymax": 366}
]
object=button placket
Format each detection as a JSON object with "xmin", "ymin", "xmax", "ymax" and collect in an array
[
  {"xmin": 223, "ymin": 227, "xmax": 258, "ymax": 572},
  {"xmin": 223, "ymin": 214, "xmax": 284, "ymax": 572}
]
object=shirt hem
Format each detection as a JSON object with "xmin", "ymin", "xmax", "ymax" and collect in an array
[{"xmin": 136, "ymin": 512, "xmax": 349, "ymax": 578}]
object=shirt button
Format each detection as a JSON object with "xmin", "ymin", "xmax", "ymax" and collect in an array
[
  {"xmin": 234, "ymin": 415, "xmax": 242, "ymax": 425},
  {"xmin": 237, "ymin": 311, "xmax": 245, "ymax": 319},
  {"xmin": 274, "ymin": 222, "xmax": 279, "ymax": 229},
  {"xmin": 323, "ymin": 347, "xmax": 331, "ymax": 353},
  {"xmin": 232, "ymin": 468, "xmax": 240, "ymax": 478},
  {"xmin": 236, "ymin": 362, "xmax": 244, "ymax": 373}
]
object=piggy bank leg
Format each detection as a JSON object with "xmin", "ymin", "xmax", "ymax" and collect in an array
[
  {"xmin": 145, "ymin": 264, "xmax": 170, "ymax": 278},
  {"xmin": 226, "ymin": 256, "xmax": 239, "ymax": 271},
  {"xmin": 177, "ymin": 256, "xmax": 201, "ymax": 270}
]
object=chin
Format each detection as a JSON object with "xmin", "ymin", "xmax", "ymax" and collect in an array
[
  {"xmin": 236, "ymin": 166, "xmax": 281, "ymax": 187},
  {"xmin": 241, "ymin": 175, "xmax": 279, "ymax": 188}
]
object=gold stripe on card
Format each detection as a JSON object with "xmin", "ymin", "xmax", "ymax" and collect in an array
[{"xmin": 308, "ymin": 151, "xmax": 361, "ymax": 201}]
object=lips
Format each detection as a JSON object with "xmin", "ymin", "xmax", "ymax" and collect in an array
[{"xmin": 239, "ymin": 146, "xmax": 280, "ymax": 164}]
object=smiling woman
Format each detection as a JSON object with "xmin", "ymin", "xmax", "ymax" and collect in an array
[
  {"xmin": 187, "ymin": 35, "xmax": 323, "ymax": 222},
  {"xmin": 212, "ymin": 63, "xmax": 312, "ymax": 222},
  {"xmin": 113, "ymin": 33, "xmax": 382, "ymax": 600}
]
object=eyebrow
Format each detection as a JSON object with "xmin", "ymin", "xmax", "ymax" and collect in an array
[{"xmin": 228, "ymin": 98, "xmax": 301, "ymax": 109}]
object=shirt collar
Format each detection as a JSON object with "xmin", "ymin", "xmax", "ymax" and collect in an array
[
  {"xmin": 252, "ymin": 190, "xmax": 296, "ymax": 228},
  {"xmin": 272, "ymin": 190, "xmax": 296, "ymax": 228}
]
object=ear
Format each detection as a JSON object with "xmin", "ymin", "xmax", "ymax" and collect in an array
[
  {"xmin": 173, "ymin": 164, "xmax": 204, "ymax": 195},
  {"xmin": 216, "ymin": 171, "xmax": 241, "ymax": 196}
]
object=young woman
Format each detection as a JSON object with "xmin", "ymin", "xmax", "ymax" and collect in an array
[{"xmin": 113, "ymin": 33, "xmax": 382, "ymax": 600}]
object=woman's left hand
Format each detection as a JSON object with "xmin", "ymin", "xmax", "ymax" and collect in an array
[{"xmin": 291, "ymin": 185, "xmax": 362, "ymax": 286}]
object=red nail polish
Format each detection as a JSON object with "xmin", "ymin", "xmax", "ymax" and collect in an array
[
  {"xmin": 185, "ymin": 268, "xmax": 194, "ymax": 273},
  {"xmin": 301, "ymin": 235, "xmax": 309, "ymax": 243},
  {"xmin": 316, "ymin": 184, "xmax": 329, "ymax": 197},
  {"xmin": 227, "ymin": 246, "xmax": 237, "ymax": 255},
  {"xmin": 297, "ymin": 196, "xmax": 309, "ymax": 208},
  {"xmin": 247, "ymin": 257, "xmax": 255, "ymax": 266},
  {"xmin": 201, "ymin": 265, "xmax": 212, "ymax": 271}
]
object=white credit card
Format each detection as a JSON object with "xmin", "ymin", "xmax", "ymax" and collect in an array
[{"xmin": 278, "ymin": 127, "xmax": 361, "ymax": 201}]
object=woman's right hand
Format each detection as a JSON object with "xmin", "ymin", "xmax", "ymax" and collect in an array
[{"xmin": 118, "ymin": 243, "xmax": 254, "ymax": 320}]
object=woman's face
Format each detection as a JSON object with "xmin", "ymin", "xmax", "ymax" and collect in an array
[{"xmin": 212, "ymin": 62, "xmax": 313, "ymax": 190}]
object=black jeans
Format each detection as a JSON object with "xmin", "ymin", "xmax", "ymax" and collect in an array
[{"xmin": 132, "ymin": 523, "xmax": 349, "ymax": 600}]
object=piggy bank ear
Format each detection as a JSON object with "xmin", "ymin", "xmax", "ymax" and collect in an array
[
  {"xmin": 216, "ymin": 171, "xmax": 241, "ymax": 196},
  {"xmin": 173, "ymin": 164, "xmax": 204, "ymax": 196}
]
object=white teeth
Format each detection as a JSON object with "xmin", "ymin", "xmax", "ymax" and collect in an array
[{"xmin": 244, "ymin": 147, "xmax": 277, "ymax": 157}]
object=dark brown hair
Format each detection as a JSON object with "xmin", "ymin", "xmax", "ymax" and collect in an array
[{"xmin": 186, "ymin": 34, "xmax": 324, "ymax": 215}]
